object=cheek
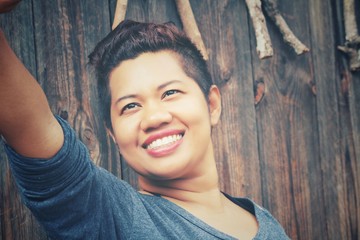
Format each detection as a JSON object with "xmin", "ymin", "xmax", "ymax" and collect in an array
[
  {"xmin": 111, "ymin": 107, "xmax": 136, "ymax": 146},
  {"xmin": 178, "ymin": 97, "xmax": 211, "ymax": 124},
  {"xmin": 112, "ymin": 117, "xmax": 139, "ymax": 150}
]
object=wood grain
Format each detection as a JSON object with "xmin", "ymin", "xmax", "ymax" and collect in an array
[
  {"xmin": 188, "ymin": 0, "xmax": 262, "ymax": 201},
  {"xmin": 251, "ymin": 1, "xmax": 320, "ymax": 238},
  {"xmin": 334, "ymin": 0, "xmax": 360, "ymax": 238},
  {"xmin": 309, "ymin": 0, "xmax": 353, "ymax": 239}
]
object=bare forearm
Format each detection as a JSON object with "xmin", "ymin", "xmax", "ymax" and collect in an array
[{"xmin": 0, "ymin": 29, "xmax": 63, "ymax": 158}]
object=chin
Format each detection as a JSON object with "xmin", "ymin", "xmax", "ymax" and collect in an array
[{"xmin": 143, "ymin": 167, "xmax": 188, "ymax": 181}]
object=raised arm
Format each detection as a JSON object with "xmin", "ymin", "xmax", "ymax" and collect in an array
[{"xmin": 0, "ymin": 5, "xmax": 63, "ymax": 158}]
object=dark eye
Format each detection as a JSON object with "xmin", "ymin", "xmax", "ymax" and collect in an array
[
  {"xmin": 121, "ymin": 103, "xmax": 140, "ymax": 114},
  {"xmin": 162, "ymin": 89, "xmax": 179, "ymax": 99}
]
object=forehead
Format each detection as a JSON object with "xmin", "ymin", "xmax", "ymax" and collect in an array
[
  {"xmin": 113, "ymin": 50, "xmax": 183, "ymax": 76},
  {"xmin": 108, "ymin": 51, "xmax": 192, "ymax": 95}
]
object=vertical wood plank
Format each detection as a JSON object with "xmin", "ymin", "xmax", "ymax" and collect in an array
[
  {"xmin": 347, "ymin": 72, "xmax": 360, "ymax": 239},
  {"xmin": 251, "ymin": 0, "xmax": 319, "ymax": 238},
  {"xmin": 337, "ymin": 69, "xmax": 360, "ymax": 240},
  {"xmin": 124, "ymin": 0, "xmax": 180, "ymax": 24},
  {"xmin": 333, "ymin": 0, "xmax": 360, "ymax": 238},
  {"xmin": 308, "ymin": 0, "xmax": 351, "ymax": 239},
  {"xmin": 188, "ymin": 0, "xmax": 262, "ymax": 201}
]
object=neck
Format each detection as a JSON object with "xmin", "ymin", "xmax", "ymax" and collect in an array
[{"xmin": 138, "ymin": 160, "xmax": 223, "ymax": 208}]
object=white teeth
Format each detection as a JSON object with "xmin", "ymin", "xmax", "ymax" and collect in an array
[{"xmin": 147, "ymin": 134, "xmax": 182, "ymax": 150}]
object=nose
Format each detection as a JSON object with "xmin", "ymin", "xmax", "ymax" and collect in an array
[{"xmin": 140, "ymin": 103, "xmax": 172, "ymax": 132}]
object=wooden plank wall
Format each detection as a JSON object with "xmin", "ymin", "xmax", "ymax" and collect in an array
[{"xmin": 0, "ymin": 0, "xmax": 359, "ymax": 239}]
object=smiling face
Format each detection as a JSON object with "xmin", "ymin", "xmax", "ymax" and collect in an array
[{"xmin": 109, "ymin": 50, "xmax": 221, "ymax": 181}]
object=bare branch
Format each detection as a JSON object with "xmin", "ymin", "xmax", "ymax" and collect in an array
[
  {"xmin": 175, "ymin": 0, "xmax": 208, "ymax": 60},
  {"xmin": 245, "ymin": 0, "xmax": 273, "ymax": 59},
  {"xmin": 338, "ymin": 0, "xmax": 360, "ymax": 71},
  {"xmin": 262, "ymin": 0, "xmax": 309, "ymax": 55},
  {"xmin": 338, "ymin": 46, "xmax": 360, "ymax": 71},
  {"xmin": 343, "ymin": 0, "xmax": 359, "ymax": 42},
  {"xmin": 112, "ymin": 0, "xmax": 128, "ymax": 30}
]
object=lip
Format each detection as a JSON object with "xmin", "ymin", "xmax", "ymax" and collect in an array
[
  {"xmin": 146, "ymin": 137, "xmax": 184, "ymax": 157},
  {"xmin": 142, "ymin": 129, "xmax": 184, "ymax": 147},
  {"xmin": 142, "ymin": 129, "xmax": 185, "ymax": 157}
]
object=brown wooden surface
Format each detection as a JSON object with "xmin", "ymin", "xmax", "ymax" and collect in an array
[{"xmin": 0, "ymin": 0, "xmax": 359, "ymax": 239}]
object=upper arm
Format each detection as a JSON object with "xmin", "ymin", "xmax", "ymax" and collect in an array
[{"xmin": 4, "ymin": 114, "xmax": 65, "ymax": 159}]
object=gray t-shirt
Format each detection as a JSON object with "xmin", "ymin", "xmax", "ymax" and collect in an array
[{"xmin": 5, "ymin": 116, "xmax": 290, "ymax": 239}]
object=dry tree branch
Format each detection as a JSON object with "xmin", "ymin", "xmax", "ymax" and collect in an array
[
  {"xmin": 111, "ymin": 0, "xmax": 208, "ymax": 60},
  {"xmin": 343, "ymin": 0, "xmax": 359, "ymax": 42},
  {"xmin": 338, "ymin": 0, "xmax": 360, "ymax": 71},
  {"xmin": 112, "ymin": 0, "xmax": 128, "ymax": 30},
  {"xmin": 262, "ymin": 0, "xmax": 309, "ymax": 55},
  {"xmin": 175, "ymin": 0, "xmax": 209, "ymax": 60},
  {"xmin": 245, "ymin": 0, "xmax": 273, "ymax": 59},
  {"xmin": 338, "ymin": 45, "xmax": 360, "ymax": 71},
  {"xmin": 110, "ymin": 0, "xmax": 310, "ymax": 62}
]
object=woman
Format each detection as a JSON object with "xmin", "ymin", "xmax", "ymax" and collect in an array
[{"xmin": 0, "ymin": 2, "xmax": 289, "ymax": 239}]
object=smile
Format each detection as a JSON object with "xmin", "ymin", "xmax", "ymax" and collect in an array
[{"xmin": 146, "ymin": 134, "xmax": 183, "ymax": 150}]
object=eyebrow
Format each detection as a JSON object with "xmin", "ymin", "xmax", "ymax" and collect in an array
[
  {"xmin": 114, "ymin": 94, "xmax": 138, "ymax": 105},
  {"xmin": 114, "ymin": 80, "xmax": 182, "ymax": 105},
  {"xmin": 157, "ymin": 79, "xmax": 182, "ymax": 91}
]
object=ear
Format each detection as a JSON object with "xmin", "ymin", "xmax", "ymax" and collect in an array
[
  {"xmin": 106, "ymin": 127, "xmax": 116, "ymax": 143},
  {"xmin": 107, "ymin": 127, "xmax": 122, "ymax": 152},
  {"xmin": 208, "ymin": 85, "xmax": 221, "ymax": 126}
]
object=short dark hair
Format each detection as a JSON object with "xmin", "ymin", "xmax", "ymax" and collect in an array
[{"xmin": 89, "ymin": 20, "xmax": 212, "ymax": 131}]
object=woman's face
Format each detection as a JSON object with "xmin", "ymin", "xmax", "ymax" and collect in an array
[{"xmin": 109, "ymin": 51, "xmax": 221, "ymax": 180}]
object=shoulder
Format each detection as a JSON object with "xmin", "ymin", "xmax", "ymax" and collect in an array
[
  {"xmin": 224, "ymin": 194, "xmax": 290, "ymax": 240},
  {"xmin": 250, "ymin": 200, "xmax": 291, "ymax": 240}
]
